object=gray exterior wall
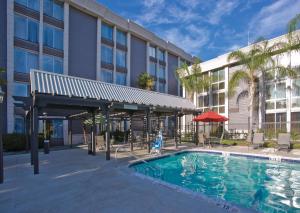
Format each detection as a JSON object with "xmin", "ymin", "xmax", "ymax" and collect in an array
[
  {"xmin": 228, "ymin": 65, "xmax": 258, "ymax": 130},
  {"xmin": 68, "ymin": 6, "xmax": 97, "ymax": 80},
  {"xmin": 168, "ymin": 53, "xmax": 178, "ymax": 96},
  {"xmin": 0, "ymin": 0, "xmax": 7, "ymax": 133},
  {"xmin": 130, "ymin": 35, "xmax": 147, "ymax": 87}
]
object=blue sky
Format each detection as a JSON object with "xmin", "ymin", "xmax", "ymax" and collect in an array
[{"xmin": 98, "ymin": 0, "xmax": 300, "ymax": 61}]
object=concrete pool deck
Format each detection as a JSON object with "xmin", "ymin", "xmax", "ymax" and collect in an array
[{"xmin": 0, "ymin": 147, "xmax": 241, "ymax": 213}]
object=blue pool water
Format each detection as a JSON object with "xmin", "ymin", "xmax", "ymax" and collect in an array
[{"xmin": 132, "ymin": 152, "xmax": 300, "ymax": 212}]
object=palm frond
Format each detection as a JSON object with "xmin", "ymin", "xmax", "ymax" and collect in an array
[
  {"xmin": 228, "ymin": 70, "xmax": 251, "ymax": 97},
  {"xmin": 227, "ymin": 50, "xmax": 248, "ymax": 64},
  {"xmin": 276, "ymin": 65, "xmax": 298, "ymax": 79}
]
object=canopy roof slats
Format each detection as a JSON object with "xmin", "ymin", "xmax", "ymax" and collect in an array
[{"xmin": 30, "ymin": 70, "xmax": 196, "ymax": 111}]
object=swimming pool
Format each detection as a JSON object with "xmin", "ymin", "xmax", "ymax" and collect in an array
[{"xmin": 131, "ymin": 151, "xmax": 300, "ymax": 212}]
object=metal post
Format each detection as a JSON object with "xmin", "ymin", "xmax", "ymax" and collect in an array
[
  {"xmin": 32, "ymin": 105, "xmax": 39, "ymax": 174},
  {"xmin": 179, "ymin": 115, "xmax": 182, "ymax": 144},
  {"xmin": 129, "ymin": 113, "xmax": 133, "ymax": 152},
  {"xmin": 195, "ymin": 121, "xmax": 199, "ymax": 145},
  {"xmin": 30, "ymin": 107, "xmax": 33, "ymax": 165},
  {"xmin": 0, "ymin": 97, "xmax": 3, "ymax": 183},
  {"xmin": 91, "ymin": 110, "xmax": 96, "ymax": 155},
  {"xmin": 174, "ymin": 112, "xmax": 178, "ymax": 149},
  {"xmin": 25, "ymin": 111, "xmax": 30, "ymax": 152},
  {"xmin": 146, "ymin": 110, "xmax": 151, "ymax": 153},
  {"xmin": 68, "ymin": 119, "xmax": 72, "ymax": 148},
  {"xmin": 105, "ymin": 107, "xmax": 111, "ymax": 160}
]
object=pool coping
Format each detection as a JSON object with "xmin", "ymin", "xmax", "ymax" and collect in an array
[{"xmin": 129, "ymin": 148, "xmax": 300, "ymax": 213}]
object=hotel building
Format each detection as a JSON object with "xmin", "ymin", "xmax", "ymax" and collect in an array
[{"xmin": 0, "ymin": 0, "xmax": 193, "ymax": 144}]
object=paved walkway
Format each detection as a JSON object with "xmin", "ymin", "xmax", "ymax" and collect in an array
[{"xmin": 0, "ymin": 148, "xmax": 240, "ymax": 213}]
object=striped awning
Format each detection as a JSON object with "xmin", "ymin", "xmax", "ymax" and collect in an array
[{"xmin": 30, "ymin": 70, "xmax": 196, "ymax": 111}]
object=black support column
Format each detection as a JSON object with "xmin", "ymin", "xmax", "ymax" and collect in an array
[
  {"xmin": 32, "ymin": 105, "xmax": 39, "ymax": 174},
  {"xmin": 91, "ymin": 110, "xmax": 96, "ymax": 155},
  {"xmin": 129, "ymin": 113, "xmax": 133, "ymax": 152},
  {"xmin": 146, "ymin": 109, "xmax": 151, "ymax": 153},
  {"xmin": 174, "ymin": 112, "xmax": 178, "ymax": 149},
  {"xmin": 68, "ymin": 119, "xmax": 72, "ymax": 148},
  {"xmin": 104, "ymin": 106, "xmax": 111, "ymax": 160}
]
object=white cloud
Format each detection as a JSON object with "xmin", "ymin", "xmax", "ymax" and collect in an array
[
  {"xmin": 161, "ymin": 25, "xmax": 209, "ymax": 56},
  {"xmin": 249, "ymin": 0, "xmax": 300, "ymax": 38},
  {"xmin": 208, "ymin": 0, "xmax": 239, "ymax": 25}
]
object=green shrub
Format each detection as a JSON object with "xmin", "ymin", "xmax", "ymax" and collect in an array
[
  {"xmin": 291, "ymin": 131, "xmax": 300, "ymax": 142},
  {"xmin": 263, "ymin": 141, "xmax": 277, "ymax": 148},
  {"xmin": 221, "ymin": 140, "xmax": 249, "ymax": 146},
  {"xmin": 291, "ymin": 143, "xmax": 300, "ymax": 149},
  {"xmin": 3, "ymin": 134, "xmax": 27, "ymax": 151}
]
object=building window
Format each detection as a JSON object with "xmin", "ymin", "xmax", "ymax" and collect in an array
[
  {"xmin": 14, "ymin": 48, "xmax": 38, "ymax": 73},
  {"xmin": 43, "ymin": 24, "xmax": 63, "ymax": 50},
  {"xmin": 158, "ymin": 49, "xmax": 165, "ymax": 61},
  {"xmin": 44, "ymin": 0, "xmax": 64, "ymax": 20},
  {"xmin": 116, "ymin": 50, "xmax": 126, "ymax": 68},
  {"xmin": 13, "ymin": 82, "xmax": 29, "ymax": 97},
  {"xmin": 158, "ymin": 65, "xmax": 165, "ymax": 79},
  {"xmin": 101, "ymin": 69, "xmax": 113, "ymax": 83},
  {"xmin": 14, "ymin": 116, "xmax": 25, "ymax": 133},
  {"xmin": 265, "ymin": 113, "xmax": 287, "ymax": 135},
  {"xmin": 116, "ymin": 30, "xmax": 126, "ymax": 46},
  {"xmin": 266, "ymin": 82, "xmax": 286, "ymax": 110},
  {"xmin": 158, "ymin": 82, "xmax": 165, "ymax": 93},
  {"xmin": 197, "ymin": 94, "xmax": 209, "ymax": 111},
  {"xmin": 291, "ymin": 112, "xmax": 300, "ymax": 133},
  {"xmin": 149, "ymin": 46, "xmax": 156, "ymax": 58},
  {"xmin": 179, "ymin": 59, "xmax": 185, "ymax": 67},
  {"xmin": 15, "ymin": 0, "xmax": 40, "ymax": 11},
  {"xmin": 14, "ymin": 14, "xmax": 39, "ymax": 43},
  {"xmin": 149, "ymin": 61, "xmax": 156, "ymax": 77},
  {"xmin": 116, "ymin": 72, "xmax": 126, "ymax": 85},
  {"xmin": 51, "ymin": 120, "xmax": 63, "ymax": 139},
  {"xmin": 292, "ymin": 79, "xmax": 300, "ymax": 108},
  {"xmin": 101, "ymin": 23, "xmax": 113, "ymax": 41},
  {"xmin": 101, "ymin": 45, "xmax": 113, "ymax": 64},
  {"xmin": 212, "ymin": 92, "xmax": 225, "ymax": 114},
  {"xmin": 212, "ymin": 69, "xmax": 225, "ymax": 91},
  {"xmin": 42, "ymin": 55, "xmax": 63, "ymax": 74}
]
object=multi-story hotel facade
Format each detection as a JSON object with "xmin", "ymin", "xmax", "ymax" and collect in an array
[
  {"xmin": 187, "ymin": 32, "xmax": 300, "ymax": 135},
  {"xmin": 0, "ymin": 0, "xmax": 193, "ymax": 144}
]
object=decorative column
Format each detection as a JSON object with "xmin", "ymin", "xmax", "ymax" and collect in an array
[
  {"xmin": 68, "ymin": 119, "xmax": 72, "ymax": 148},
  {"xmin": 286, "ymin": 77, "xmax": 291, "ymax": 133},
  {"xmin": 104, "ymin": 106, "xmax": 111, "ymax": 160},
  {"xmin": 174, "ymin": 112, "xmax": 178, "ymax": 149},
  {"xmin": 224, "ymin": 66, "xmax": 229, "ymax": 131},
  {"xmin": 32, "ymin": 105, "xmax": 39, "ymax": 174},
  {"xmin": 91, "ymin": 110, "xmax": 96, "ymax": 155}
]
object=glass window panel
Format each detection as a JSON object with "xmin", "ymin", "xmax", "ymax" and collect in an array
[
  {"xmin": 28, "ymin": 0, "xmax": 40, "ymax": 11},
  {"xmin": 204, "ymin": 95, "xmax": 209, "ymax": 107},
  {"xmin": 101, "ymin": 69, "xmax": 113, "ymax": 83},
  {"xmin": 219, "ymin": 106, "xmax": 225, "ymax": 113},
  {"xmin": 13, "ymin": 82, "xmax": 28, "ymax": 97},
  {"xmin": 212, "ymin": 93, "xmax": 218, "ymax": 106},
  {"xmin": 149, "ymin": 46, "xmax": 156, "ymax": 58},
  {"xmin": 219, "ymin": 93, "xmax": 225, "ymax": 105},
  {"xmin": 265, "ymin": 114, "xmax": 275, "ymax": 123},
  {"xmin": 212, "ymin": 84, "xmax": 218, "ymax": 91},
  {"xmin": 116, "ymin": 50, "xmax": 126, "ymax": 67},
  {"xmin": 212, "ymin": 107, "xmax": 218, "ymax": 112},
  {"xmin": 101, "ymin": 45, "xmax": 113, "ymax": 64},
  {"xmin": 292, "ymin": 79, "xmax": 300, "ymax": 97},
  {"xmin": 266, "ymin": 101, "xmax": 275, "ymax": 110},
  {"xmin": 14, "ymin": 117, "xmax": 25, "ymax": 133},
  {"xmin": 116, "ymin": 30, "xmax": 126, "ymax": 46},
  {"xmin": 116, "ymin": 72, "xmax": 126, "ymax": 85},
  {"xmin": 158, "ymin": 65, "xmax": 165, "ymax": 79},
  {"xmin": 53, "ymin": 57, "xmax": 63, "ymax": 74},
  {"xmin": 276, "ymin": 100, "xmax": 286, "ymax": 109},
  {"xmin": 51, "ymin": 120, "xmax": 63, "ymax": 139},
  {"xmin": 265, "ymin": 71, "xmax": 275, "ymax": 81},
  {"xmin": 158, "ymin": 49, "xmax": 165, "ymax": 61},
  {"xmin": 266, "ymin": 84, "xmax": 275, "ymax": 99},
  {"xmin": 149, "ymin": 62, "xmax": 156, "ymax": 76},
  {"xmin": 158, "ymin": 82, "xmax": 165, "ymax": 93},
  {"xmin": 101, "ymin": 23, "xmax": 113, "ymax": 41},
  {"xmin": 28, "ymin": 20, "xmax": 39, "ymax": 43},
  {"xmin": 54, "ymin": 28, "xmax": 63, "ymax": 50},
  {"xmin": 198, "ymin": 96, "xmax": 203, "ymax": 108},
  {"xmin": 276, "ymin": 83, "xmax": 286, "ymax": 99},
  {"xmin": 14, "ymin": 48, "xmax": 26, "ymax": 73},
  {"xmin": 219, "ymin": 82, "xmax": 225, "ymax": 90},
  {"xmin": 43, "ymin": 25, "xmax": 53, "ymax": 47},
  {"xmin": 44, "ymin": 0, "xmax": 52, "ymax": 17},
  {"xmin": 212, "ymin": 71, "xmax": 218, "ymax": 83},
  {"xmin": 15, "ymin": 0, "xmax": 27, "ymax": 6},
  {"xmin": 219, "ymin": 69, "xmax": 225, "ymax": 81},
  {"xmin": 14, "ymin": 15, "xmax": 27, "ymax": 40},
  {"xmin": 292, "ymin": 98, "xmax": 300, "ymax": 108},
  {"xmin": 53, "ymin": 2, "xmax": 63, "ymax": 20},
  {"xmin": 27, "ymin": 52, "xmax": 38, "ymax": 72},
  {"xmin": 276, "ymin": 113, "xmax": 286, "ymax": 122},
  {"xmin": 43, "ymin": 55, "xmax": 53, "ymax": 72}
]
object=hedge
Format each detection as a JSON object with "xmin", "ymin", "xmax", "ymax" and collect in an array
[{"xmin": 3, "ymin": 133, "xmax": 44, "ymax": 152}]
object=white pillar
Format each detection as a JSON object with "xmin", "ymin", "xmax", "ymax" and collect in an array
[
  {"xmin": 165, "ymin": 51, "xmax": 168, "ymax": 93},
  {"xmin": 39, "ymin": 0, "xmax": 44, "ymax": 69},
  {"xmin": 286, "ymin": 77, "xmax": 291, "ymax": 133},
  {"xmin": 155, "ymin": 47, "xmax": 159, "ymax": 91},
  {"xmin": 177, "ymin": 57, "xmax": 180, "ymax": 96},
  {"xmin": 146, "ymin": 41, "xmax": 150, "ymax": 74},
  {"xmin": 224, "ymin": 66, "xmax": 229, "ymax": 130},
  {"xmin": 126, "ymin": 32, "xmax": 131, "ymax": 86},
  {"xmin": 63, "ymin": 2, "xmax": 69, "ymax": 144},
  {"xmin": 96, "ymin": 18, "xmax": 102, "ymax": 81},
  {"xmin": 113, "ymin": 26, "xmax": 117, "ymax": 83},
  {"xmin": 182, "ymin": 87, "xmax": 186, "ymax": 132},
  {"xmin": 6, "ymin": 0, "xmax": 14, "ymax": 133}
]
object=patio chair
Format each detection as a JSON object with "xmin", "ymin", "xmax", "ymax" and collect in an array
[
  {"xmin": 96, "ymin": 135, "xmax": 105, "ymax": 150},
  {"xmin": 277, "ymin": 133, "xmax": 291, "ymax": 151},
  {"xmin": 252, "ymin": 133, "xmax": 264, "ymax": 149}
]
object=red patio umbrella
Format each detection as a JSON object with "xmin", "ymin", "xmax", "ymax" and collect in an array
[{"xmin": 193, "ymin": 111, "xmax": 228, "ymax": 122}]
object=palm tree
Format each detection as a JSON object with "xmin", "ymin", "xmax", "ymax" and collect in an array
[
  {"xmin": 137, "ymin": 72, "xmax": 154, "ymax": 91},
  {"xmin": 176, "ymin": 58, "xmax": 211, "ymax": 101},
  {"xmin": 81, "ymin": 113, "xmax": 105, "ymax": 144}
]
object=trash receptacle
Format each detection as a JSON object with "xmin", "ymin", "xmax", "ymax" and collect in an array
[{"xmin": 44, "ymin": 140, "xmax": 50, "ymax": 154}]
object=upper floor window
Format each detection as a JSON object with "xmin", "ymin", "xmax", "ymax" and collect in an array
[
  {"xmin": 102, "ymin": 23, "xmax": 113, "ymax": 41},
  {"xmin": 15, "ymin": 0, "xmax": 40, "ymax": 11},
  {"xmin": 158, "ymin": 65, "xmax": 165, "ymax": 79},
  {"xmin": 14, "ymin": 14, "xmax": 39, "ymax": 43},
  {"xmin": 44, "ymin": 0, "xmax": 64, "ymax": 20},
  {"xmin": 43, "ymin": 24, "xmax": 63, "ymax": 50},
  {"xmin": 43, "ymin": 54, "xmax": 63, "ymax": 74},
  {"xmin": 211, "ymin": 69, "xmax": 225, "ymax": 91},
  {"xmin": 158, "ymin": 82, "xmax": 165, "ymax": 93},
  {"xmin": 13, "ymin": 82, "xmax": 29, "ymax": 97},
  {"xmin": 116, "ymin": 50, "xmax": 126, "ymax": 68},
  {"xmin": 116, "ymin": 30, "xmax": 126, "ymax": 46},
  {"xmin": 149, "ymin": 61, "xmax": 156, "ymax": 77},
  {"xmin": 158, "ymin": 49, "xmax": 165, "ymax": 61},
  {"xmin": 212, "ymin": 92, "xmax": 225, "ymax": 114},
  {"xmin": 197, "ymin": 94, "xmax": 209, "ymax": 111},
  {"xmin": 101, "ymin": 45, "xmax": 113, "ymax": 64},
  {"xmin": 266, "ymin": 82, "xmax": 286, "ymax": 110},
  {"xmin": 116, "ymin": 72, "xmax": 126, "ymax": 85},
  {"xmin": 14, "ymin": 48, "xmax": 38, "ymax": 73},
  {"xmin": 149, "ymin": 46, "xmax": 156, "ymax": 58},
  {"xmin": 179, "ymin": 59, "xmax": 185, "ymax": 67},
  {"xmin": 101, "ymin": 69, "xmax": 113, "ymax": 83}
]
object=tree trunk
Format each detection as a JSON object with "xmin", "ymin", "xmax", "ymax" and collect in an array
[{"xmin": 248, "ymin": 83, "xmax": 256, "ymax": 143}]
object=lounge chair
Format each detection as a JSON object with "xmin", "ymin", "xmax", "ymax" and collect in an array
[
  {"xmin": 252, "ymin": 133, "xmax": 264, "ymax": 149},
  {"xmin": 277, "ymin": 133, "xmax": 290, "ymax": 151}
]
